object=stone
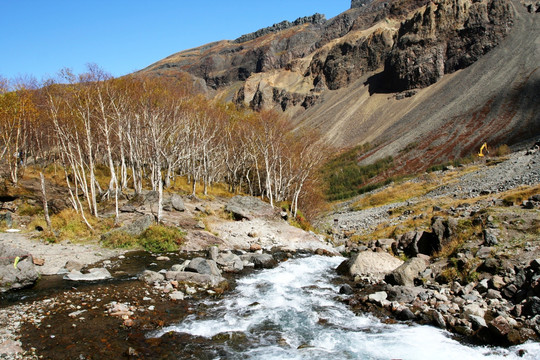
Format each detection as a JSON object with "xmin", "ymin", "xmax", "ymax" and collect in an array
[
  {"xmin": 476, "ymin": 279, "xmax": 489, "ymax": 293},
  {"xmin": 489, "ymin": 275, "xmax": 505, "ymax": 290},
  {"xmin": 170, "ymin": 194, "xmax": 185, "ymax": 212},
  {"xmin": 368, "ymin": 291, "xmax": 388, "ymax": 303},
  {"xmin": 397, "ymin": 307, "xmax": 416, "ymax": 320},
  {"xmin": 64, "ymin": 268, "xmax": 112, "ymax": 281},
  {"xmin": 463, "ymin": 303, "xmax": 485, "ymax": 318},
  {"xmin": 489, "ymin": 315, "xmax": 512, "ymax": 337},
  {"xmin": 0, "ymin": 244, "xmax": 39, "ymax": 292},
  {"xmin": 486, "ymin": 289, "xmax": 502, "ymax": 300},
  {"xmin": 385, "ymin": 257, "xmax": 428, "ymax": 287},
  {"xmin": 156, "ymin": 256, "xmax": 170, "ymax": 261},
  {"xmin": 139, "ymin": 270, "xmax": 164, "ymax": 284},
  {"xmin": 432, "ymin": 310, "xmax": 446, "ymax": 328},
  {"xmin": 483, "ymin": 228, "xmax": 499, "ymax": 246},
  {"xmin": 165, "ymin": 271, "xmax": 227, "ymax": 288},
  {"xmin": 336, "ymin": 251, "xmax": 403, "ymax": 279},
  {"xmin": 249, "ymin": 244, "xmax": 262, "ymax": 251},
  {"xmin": 101, "ymin": 214, "xmax": 154, "ymax": 242},
  {"xmin": 169, "ymin": 291, "xmax": 185, "ymax": 301},
  {"xmin": 216, "ymin": 252, "xmax": 244, "ymax": 273},
  {"xmin": 245, "ymin": 253, "xmax": 277, "ymax": 269},
  {"xmin": 32, "ymin": 257, "xmax": 45, "ymax": 266},
  {"xmin": 208, "ymin": 246, "xmax": 219, "ymax": 261},
  {"xmin": 339, "ymin": 284, "xmax": 354, "ymax": 295},
  {"xmin": 185, "ymin": 258, "xmax": 221, "ymax": 276},
  {"xmin": 469, "ymin": 315, "xmax": 487, "ymax": 329},
  {"xmin": 171, "ymin": 260, "xmax": 190, "ymax": 272},
  {"xmin": 225, "ymin": 196, "xmax": 277, "ymax": 220}
]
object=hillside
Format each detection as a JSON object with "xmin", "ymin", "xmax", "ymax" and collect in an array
[{"xmin": 139, "ymin": 0, "xmax": 540, "ymax": 175}]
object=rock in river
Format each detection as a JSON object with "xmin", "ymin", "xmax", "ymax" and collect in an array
[{"xmin": 64, "ymin": 267, "xmax": 112, "ymax": 281}]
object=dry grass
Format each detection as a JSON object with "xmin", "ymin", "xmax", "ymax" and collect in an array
[
  {"xmin": 501, "ymin": 184, "xmax": 540, "ymax": 206},
  {"xmin": 169, "ymin": 176, "xmax": 236, "ymax": 198}
]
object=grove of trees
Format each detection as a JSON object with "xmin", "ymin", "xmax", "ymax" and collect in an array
[{"xmin": 0, "ymin": 66, "xmax": 327, "ymax": 227}]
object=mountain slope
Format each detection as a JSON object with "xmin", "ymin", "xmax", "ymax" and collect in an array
[{"xmin": 139, "ymin": 0, "xmax": 540, "ymax": 174}]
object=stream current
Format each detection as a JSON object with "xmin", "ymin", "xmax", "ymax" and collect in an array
[{"xmin": 150, "ymin": 255, "xmax": 540, "ymax": 359}]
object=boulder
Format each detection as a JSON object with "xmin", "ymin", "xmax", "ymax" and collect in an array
[
  {"xmin": 101, "ymin": 214, "xmax": 154, "ymax": 242},
  {"xmin": 185, "ymin": 257, "xmax": 221, "ymax": 276},
  {"xmin": 216, "ymin": 251, "xmax": 244, "ymax": 273},
  {"xmin": 139, "ymin": 270, "xmax": 165, "ymax": 284},
  {"xmin": 483, "ymin": 228, "xmax": 499, "ymax": 246},
  {"xmin": 208, "ymin": 246, "xmax": 219, "ymax": 261},
  {"xmin": 225, "ymin": 196, "xmax": 277, "ymax": 220},
  {"xmin": 64, "ymin": 260, "xmax": 84, "ymax": 272},
  {"xmin": 336, "ymin": 251, "xmax": 403, "ymax": 279},
  {"xmin": 241, "ymin": 253, "xmax": 277, "ymax": 269},
  {"xmin": 170, "ymin": 194, "xmax": 185, "ymax": 212},
  {"xmin": 385, "ymin": 257, "xmax": 428, "ymax": 287},
  {"xmin": 430, "ymin": 216, "xmax": 458, "ymax": 253},
  {"xmin": 368, "ymin": 291, "xmax": 388, "ymax": 303},
  {"xmin": 165, "ymin": 271, "xmax": 227, "ymax": 288},
  {"xmin": 64, "ymin": 268, "xmax": 112, "ymax": 281},
  {"xmin": 0, "ymin": 244, "xmax": 39, "ymax": 292}
]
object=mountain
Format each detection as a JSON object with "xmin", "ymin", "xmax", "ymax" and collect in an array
[{"xmin": 139, "ymin": 0, "xmax": 540, "ymax": 175}]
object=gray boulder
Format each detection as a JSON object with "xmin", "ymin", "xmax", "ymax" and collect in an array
[
  {"xmin": 101, "ymin": 214, "xmax": 154, "ymax": 242},
  {"xmin": 240, "ymin": 253, "xmax": 277, "ymax": 269},
  {"xmin": 185, "ymin": 257, "xmax": 221, "ymax": 276},
  {"xmin": 64, "ymin": 268, "xmax": 112, "ymax": 281},
  {"xmin": 483, "ymin": 228, "xmax": 499, "ymax": 246},
  {"xmin": 216, "ymin": 251, "xmax": 244, "ymax": 273},
  {"xmin": 336, "ymin": 251, "xmax": 403, "ymax": 279},
  {"xmin": 165, "ymin": 271, "xmax": 227, "ymax": 288},
  {"xmin": 225, "ymin": 196, "xmax": 277, "ymax": 221},
  {"xmin": 170, "ymin": 194, "xmax": 186, "ymax": 212},
  {"xmin": 0, "ymin": 244, "xmax": 39, "ymax": 292},
  {"xmin": 385, "ymin": 257, "xmax": 428, "ymax": 287},
  {"xmin": 139, "ymin": 270, "xmax": 165, "ymax": 284}
]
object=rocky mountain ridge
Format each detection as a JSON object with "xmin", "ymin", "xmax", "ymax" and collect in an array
[{"xmin": 139, "ymin": 0, "xmax": 539, "ymax": 174}]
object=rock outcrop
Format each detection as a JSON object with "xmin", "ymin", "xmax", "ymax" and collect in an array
[
  {"xmin": 225, "ymin": 196, "xmax": 278, "ymax": 221},
  {"xmin": 384, "ymin": 0, "xmax": 514, "ymax": 91}
]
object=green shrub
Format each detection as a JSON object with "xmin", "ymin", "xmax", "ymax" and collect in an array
[
  {"xmin": 102, "ymin": 231, "xmax": 137, "ymax": 249},
  {"xmin": 321, "ymin": 143, "xmax": 394, "ymax": 201},
  {"xmin": 138, "ymin": 225, "xmax": 186, "ymax": 252}
]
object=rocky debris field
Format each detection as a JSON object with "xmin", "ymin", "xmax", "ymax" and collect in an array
[{"xmin": 327, "ymin": 146, "xmax": 540, "ymax": 347}]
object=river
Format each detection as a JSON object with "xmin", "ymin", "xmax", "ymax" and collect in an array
[{"xmin": 148, "ymin": 255, "xmax": 540, "ymax": 359}]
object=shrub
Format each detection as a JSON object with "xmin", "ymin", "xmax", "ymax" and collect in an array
[
  {"xmin": 102, "ymin": 231, "xmax": 137, "ymax": 249},
  {"xmin": 321, "ymin": 144, "xmax": 394, "ymax": 201},
  {"xmin": 138, "ymin": 225, "xmax": 186, "ymax": 252}
]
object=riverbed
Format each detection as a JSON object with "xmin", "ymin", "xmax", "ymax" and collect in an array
[{"xmin": 2, "ymin": 254, "xmax": 540, "ymax": 359}]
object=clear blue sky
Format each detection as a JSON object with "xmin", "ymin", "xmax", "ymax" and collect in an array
[{"xmin": 1, "ymin": 1, "xmax": 349, "ymax": 82}]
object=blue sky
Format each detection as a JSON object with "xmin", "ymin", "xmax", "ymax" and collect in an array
[{"xmin": 0, "ymin": 1, "xmax": 348, "ymax": 82}]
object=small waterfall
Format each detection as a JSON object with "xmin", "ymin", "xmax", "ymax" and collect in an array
[{"xmin": 150, "ymin": 256, "xmax": 540, "ymax": 359}]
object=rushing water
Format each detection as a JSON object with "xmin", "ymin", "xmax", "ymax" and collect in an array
[{"xmin": 150, "ymin": 256, "xmax": 540, "ymax": 360}]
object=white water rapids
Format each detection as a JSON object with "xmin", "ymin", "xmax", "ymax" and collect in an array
[{"xmin": 151, "ymin": 256, "xmax": 540, "ymax": 359}]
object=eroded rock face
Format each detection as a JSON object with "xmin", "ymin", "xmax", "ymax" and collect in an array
[
  {"xmin": 308, "ymin": 28, "xmax": 395, "ymax": 90},
  {"xmin": 385, "ymin": 0, "xmax": 513, "ymax": 91}
]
